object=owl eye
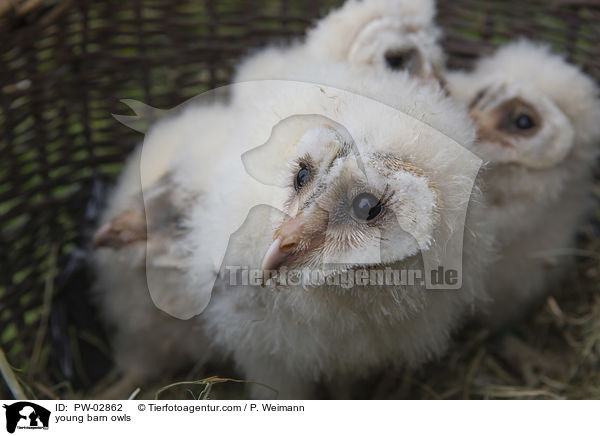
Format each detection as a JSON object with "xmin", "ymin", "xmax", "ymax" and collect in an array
[
  {"xmin": 294, "ymin": 165, "xmax": 310, "ymax": 191},
  {"xmin": 515, "ymin": 113, "xmax": 535, "ymax": 130},
  {"xmin": 384, "ymin": 48, "xmax": 421, "ymax": 74},
  {"xmin": 352, "ymin": 193, "xmax": 383, "ymax": 222},
  {"xmin": 384, "ymin": 51, "xmax": 406, "ymax": 71}
]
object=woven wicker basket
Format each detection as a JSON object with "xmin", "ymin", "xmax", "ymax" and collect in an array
[{"xmin": 1, "ymin": 0, "xmax": 599, "ymax": 399}]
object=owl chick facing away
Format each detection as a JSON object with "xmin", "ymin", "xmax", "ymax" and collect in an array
[{"xmin": 92, "ymin": 102, "xmax": 234, "ymax": 397}]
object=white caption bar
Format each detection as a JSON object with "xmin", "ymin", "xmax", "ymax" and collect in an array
[{"xmin": 0, "ymin": 400, "xmax": 594, "ymax": 436}]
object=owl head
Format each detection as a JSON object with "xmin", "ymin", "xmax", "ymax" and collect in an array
[
  {"xmin": 306, "ymin": 0, "xmax": 444, "ymax": 81},
  {"xmin": 447, "ymin": 40, "xmax": 600, "ymax": 170},
  {"xmin": 225, "ymin": 72, "xmax": 484, "ymax": 294},
  {"xmin": 249, "ymin": 121, "xmax": 439, "ymax": 274},
  {"xmin": 233, "ymin": 0, "xmax": 444, "ymax": 90}
]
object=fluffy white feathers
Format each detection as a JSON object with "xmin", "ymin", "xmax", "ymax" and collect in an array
[
  {"xmin": 233, "ymin": 0, "xmax": 444, "ymax": 88},
  {"xmin": 92, "ymin": 2, "xmax": 600, "ymax": 400},
  {"xmin": 92, "ymin": 103, "xmax": 233, "ymax": 392},
  {"xmin": 94, "ymin": 64, "xmax": 490, "ymax": 399},
  {"xmin": 447, "ymin": 40, "xmax": 600, "ymax": 324},
  {"xmin": 180, "ymin": 66, "xmax": 490, "ymax": 398}
]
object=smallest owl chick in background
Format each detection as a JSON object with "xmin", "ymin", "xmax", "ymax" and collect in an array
[
  {"xmin": 446, "ymin": 40, "xmax": 600, "ymax": 326},
  {"xmin": 233, "ymin": 0, "xmax": 445, "ymax": 88}
]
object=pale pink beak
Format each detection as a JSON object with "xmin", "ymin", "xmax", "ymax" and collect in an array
[{"xmin": 261, "ymin": 216, "xmax": 305, "ymax": 272}]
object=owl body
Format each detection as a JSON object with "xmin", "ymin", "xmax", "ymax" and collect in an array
[
  {"xmin": 179, "ymin": 68, "xmax": 492, "ymax": 398},
  {"xmin": 446, "ymin": 40, "xmax": 600, "ymax": 325},
  {"xmin": 95, "ymin": 64, "xmax": 491, "ymax": 398},
  {"xmin": 92, "ymin": 103, "xmax": 233, "ymax": 386}
]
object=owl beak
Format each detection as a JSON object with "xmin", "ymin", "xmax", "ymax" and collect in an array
[
  {"xmin": 92, "ymin": 209, "xmax": 147, "ymax": 249},
  {"xmin": 261, "ymin": 215, "xmax": 305, "ymax": 272}
]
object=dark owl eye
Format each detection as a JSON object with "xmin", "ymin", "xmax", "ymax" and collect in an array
[
  {"xmin": 384, "ymin": 48, "xmax": 422, "ymax": 74},
  {"xmin": 515, "ymin": 114, "xmax": 535, "ymax": 130},
  {"xmin": 384, "ymin": 52, "xmax": 406, "ymax": 71},
  {"xmin": 294, "ymin": 165, "xmax": 310, "ymax": 191},
  {"xmin": 352, "ymin": 193, "xmax": 383, "ymax": 222}
]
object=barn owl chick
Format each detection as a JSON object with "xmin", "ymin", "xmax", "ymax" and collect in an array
[
  {"xmin": 446, "ymin": 40, "xmax": 600, "ymax": 325},
  {"xmin": 95, "ymin": 63, "xmax": 490, "ymax": 399},
  {"xmin": 179, "ymin": 66, "xmax": 492, "ymax": 399},
  {"xmin": 233, "ymin": 0, "xmax": 445, "ymax": 91},
  {"xmin": 92, "ymin": 102, "xmax": 232, "ymax": 395}
]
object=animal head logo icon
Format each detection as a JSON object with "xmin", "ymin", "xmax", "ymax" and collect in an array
[{"xmin": 3, "ymin": 402, "xmax": 51, "ymax": 434}]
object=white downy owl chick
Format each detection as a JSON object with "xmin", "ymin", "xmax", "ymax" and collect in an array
[
  {"xmin": 446, "ymin": 40, "xmax": 600, "ymax": 325},
  {"xmin": 180, "ymin": 65, "xmax": 492, "ymax": 399},
  {"xmin": 232, "ymin": 0, "xmax": 445, "ymax": 91},
  {"xmin": 92, "ymin": 102, "xmax": 233, "ymax": 396}
]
